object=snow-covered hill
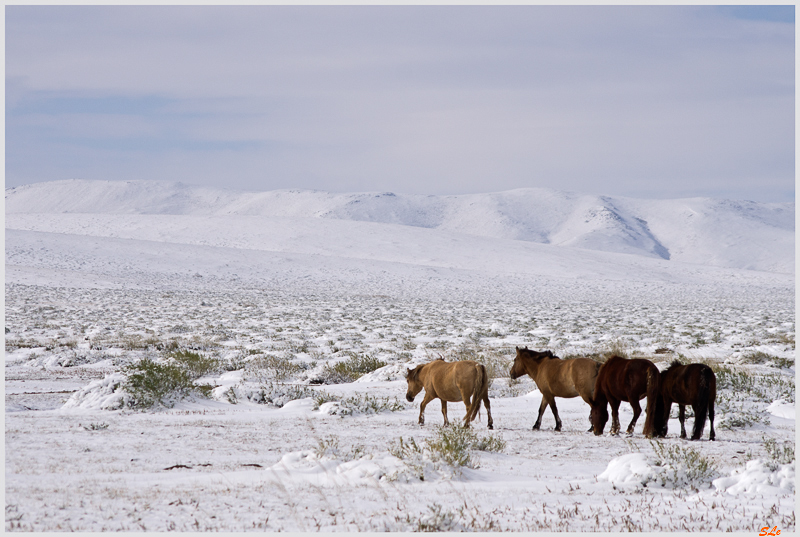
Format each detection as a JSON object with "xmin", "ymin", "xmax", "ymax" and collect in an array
[{"xmin": 6, "ymin": 179, "xmax": 794, "ymax": 273}]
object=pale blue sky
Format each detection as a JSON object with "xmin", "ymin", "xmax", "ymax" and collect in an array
[{"xmin": 6, "ymin": 5, "xmax": 795, "ymax": 202}]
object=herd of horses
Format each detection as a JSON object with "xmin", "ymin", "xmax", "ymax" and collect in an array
[{"xmin": 405, "ymin": 346, "xmax": 717, "ymax": 440}]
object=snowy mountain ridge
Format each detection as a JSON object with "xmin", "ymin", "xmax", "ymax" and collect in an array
[{"xmin": 5, "ymin": 179, "xmax": 794, "ymax": 273}]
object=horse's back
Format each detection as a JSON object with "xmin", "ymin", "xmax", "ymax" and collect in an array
[
  {"xmin": 534, "ymin": 357, "xmax": 598, "ymax": 400},
  {"xmin": 597, "ymin": 355, "xmax": 656, "ymax": 401},
  {"xmin": 663, "ymin": 363, "xmax": 714, "ymax": 405},
  {"xmin": 426, "ymin": 360, "xmax": 483, "ymax": 402}
]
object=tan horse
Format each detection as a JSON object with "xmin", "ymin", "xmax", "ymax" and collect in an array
[
  {"xmin": 509, "ymin": 347, "xmax": 600, "ymax": 431},
  {"xmin": 405, "ymin": 359, "xmax": 493, "ymax": 429}
]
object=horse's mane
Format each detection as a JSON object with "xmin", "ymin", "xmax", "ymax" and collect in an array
[
  {"xmin": 406, "ymin": 364, "xmax": 423, "ymax": 380},
  {"xmin": 664, "ymin": 359, "xmax": 684, "ymax": 373},
  {"xmin": 522, "ymin": 348, "xmax": 557, "ymax": 359}
]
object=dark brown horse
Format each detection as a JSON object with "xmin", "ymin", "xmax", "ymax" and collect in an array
[
  {"xmin": 590, "ymin": 355, "xmax": 660, "ymax": 438},
  {"xmin": 509, "ymin": 347, "xmax": 600, "ymax": 431},
  {"xmin": 405, "ymin": 359, "xmax": 493, "ymax": 429},
  {"xmin": 654, "ymin": 361, "xmax": 716, "ymax": 441}
]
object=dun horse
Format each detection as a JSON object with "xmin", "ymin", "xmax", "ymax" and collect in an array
[
  {"xmin": 405, "ymin": 359, "xmax": 493, "ymax": 429},
  {"xmin": 509, "ymin": 347, "xmax": 599, "ymax": 431},
  {"xmin": 654, "ymin": 361, "xmax": 716, "ymax": 441},
  {"xmin": 590, "ymin": 355, "xmax": 659, "ymax": 438}
]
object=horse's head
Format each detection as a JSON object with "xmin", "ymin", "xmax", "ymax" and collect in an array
[
  {"xmin": 405, "ymin": 365, "xmax": 424, "ymax": 402},
  {"xmin": 510, "ymin": 346, "xmax": 553, "ymax": 379},
  {"xmin": 652, "ymin": 394, "xmax": 670, "ymax": 438},
  {"xmin": 590, "ymin": 402, "xmax": 609, "ymax": 436},
  {"xmin": 509, "ymin": 346, "xmax": 529, "ymax": 379}
]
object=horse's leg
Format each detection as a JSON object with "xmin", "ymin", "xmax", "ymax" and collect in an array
[
  {"xmin": 441, "ymin": 400, "xmax": 450, "ymax": 427},
  {"xmin": 626, "ymin": 398, "xmax": 642, "ymax": 435},
  {"xmin": 689, "ymin": 403, "xmax": 703, "ymax": 440},
  {"xmin": 418, "ymin": 392, "xmax": 436, "ymax": 426},
  {"xmin": 678, "ymin": 404, "xmax": 687, "ymax": 439},
  {"xmin": 483, "ymin": 395, "xmax": 493, "ymax": 430},
  {"xmin": 549, "ymin": 400, "xmax": 562, "ymax": 432},
  {"xmin": 458, "ymin": 386, "xmax": 473, "ymax": 428},
  {"xmin": 708, "ymin": 397, "xmax": 716, "ymax": 441},
  {"xmin": 609, "ymin": 399, "xmax": 621, "ymax": 435},
  {"xmin": 533, "ymin": 396, "xmax": 549, "ymax": 430}
]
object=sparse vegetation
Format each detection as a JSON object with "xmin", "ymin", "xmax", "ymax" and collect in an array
[
  {"xmin": 741, "ymin": 350, "xmax": 775, "ymax": 365},
  {"xmin": 717, "ymin": 401, "xmax": 768, "ymax": 430},
  {"xmin": 390, "ymin": 424, "xmax": 506, "ymax": 480},
  {"xmin": 650, "ymin": 441, "xmax": 719, "ymax": 489},
  {"xmin": 317, "ymin": 352, "xmax": 386, "ymax": 384},
  {"xmin": 122, "ymin": 357, "xmax": 214, "ymax": 409},
  {"xmin": 313, "ymin": 435, "xmax": 365, "ymax": 461},
  {"xmin": 244, "ymin": 354, "xmax": 302, "ymax": 382},
  {"xmin": 316, "ymin": 392, "xmax": 405, "ymax": 415},
  {"xmin": 762, "ymin": 437, "xmax": 795, "ymax": 469},
  {"xmin": 82, "ymin": 422, "xmax": 109, "ymax": 431},
  {"xmin": 169, "ymin": 349, "xmax": 221, "ymax": 378},
  {"xmin": 769, "ymin": 355, "xmax": 795, "ymax": 370},
  {"xmin": 245, "ymin": 380, "xmax": 313, "ymax": 407}
]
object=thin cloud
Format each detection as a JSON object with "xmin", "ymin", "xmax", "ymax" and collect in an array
[{"xmin": 5, "ymin": 6, "xmax": 794, "ymax": 202}]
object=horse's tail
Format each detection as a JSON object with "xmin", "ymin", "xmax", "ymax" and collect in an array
[
  {"xmin": 691, "ymin": 366, "xmax": 714, "ymax": 440},
  {"xmin": 642, "ymin": 365, "xmax": 660, "ymax": 438},
  {"xmin": 466, "ymin": 364, "xmax": 487, "ymax": 425}
]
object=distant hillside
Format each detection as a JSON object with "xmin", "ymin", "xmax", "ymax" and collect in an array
[{"xmin": 6, "ymin": 179, "xmax": 794, "ymax": 273}]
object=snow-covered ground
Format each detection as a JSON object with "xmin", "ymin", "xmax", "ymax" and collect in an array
[{"xmin": 4, "ymin": 180, "xmax": 795, "ymax": 531}]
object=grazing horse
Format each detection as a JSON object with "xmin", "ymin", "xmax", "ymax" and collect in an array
[
  {"xmin": 509, "ymin": 347, "xmax": 600, "ymax": 431},
  {"xmin": 590, "ymin": 355, "xmax": 660, "ymax": 438},
  {"xmin": 405, "ymin": 359, "xmax": 493, "ymax": 429},
  {"xmin": 654, "ymin": 361, "xmax": 716, "ymax": 441}
]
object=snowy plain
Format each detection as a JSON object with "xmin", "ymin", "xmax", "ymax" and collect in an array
[{"xmin": 4, "ymin": 180, "xmax": 796, "ymax": 532}]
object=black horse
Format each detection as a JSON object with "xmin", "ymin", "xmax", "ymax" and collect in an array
[{"xmin": 654, "ymin": 361, "xmax": 716, "ymax": 441}]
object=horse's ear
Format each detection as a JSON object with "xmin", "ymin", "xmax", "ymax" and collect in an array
[
  {"xmin": 515, "ymin": 346, "xmax": 519, "ymax": 351},
  {"xmin": 524, "ymin": 346, "xmax": 529, "ymax": 350}
]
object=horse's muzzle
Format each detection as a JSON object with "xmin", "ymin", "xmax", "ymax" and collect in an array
[{"xmin": 406, "ymin": 394, "xmax": 414, "ymax": 402}]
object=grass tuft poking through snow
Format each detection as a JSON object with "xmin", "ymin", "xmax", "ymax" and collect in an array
[
  {"xmin": 122, "ymin": 357, "xmax": 213, "ymax": 409},
  {"xmin": 389, "ymin": 424, "xmax": 506, "ymax": 481},
  {"xmin": 650, "ymin": 440, "xmax": 720, "ymax": 489},
  {"xmin": 316, "ymin": 352, "xmax": 387, "ymax": 384}
]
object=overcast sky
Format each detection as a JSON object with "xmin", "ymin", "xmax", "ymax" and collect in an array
[{"xmin": 6, "ymin": 5, "xmax": 795, "ymax": 202}]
